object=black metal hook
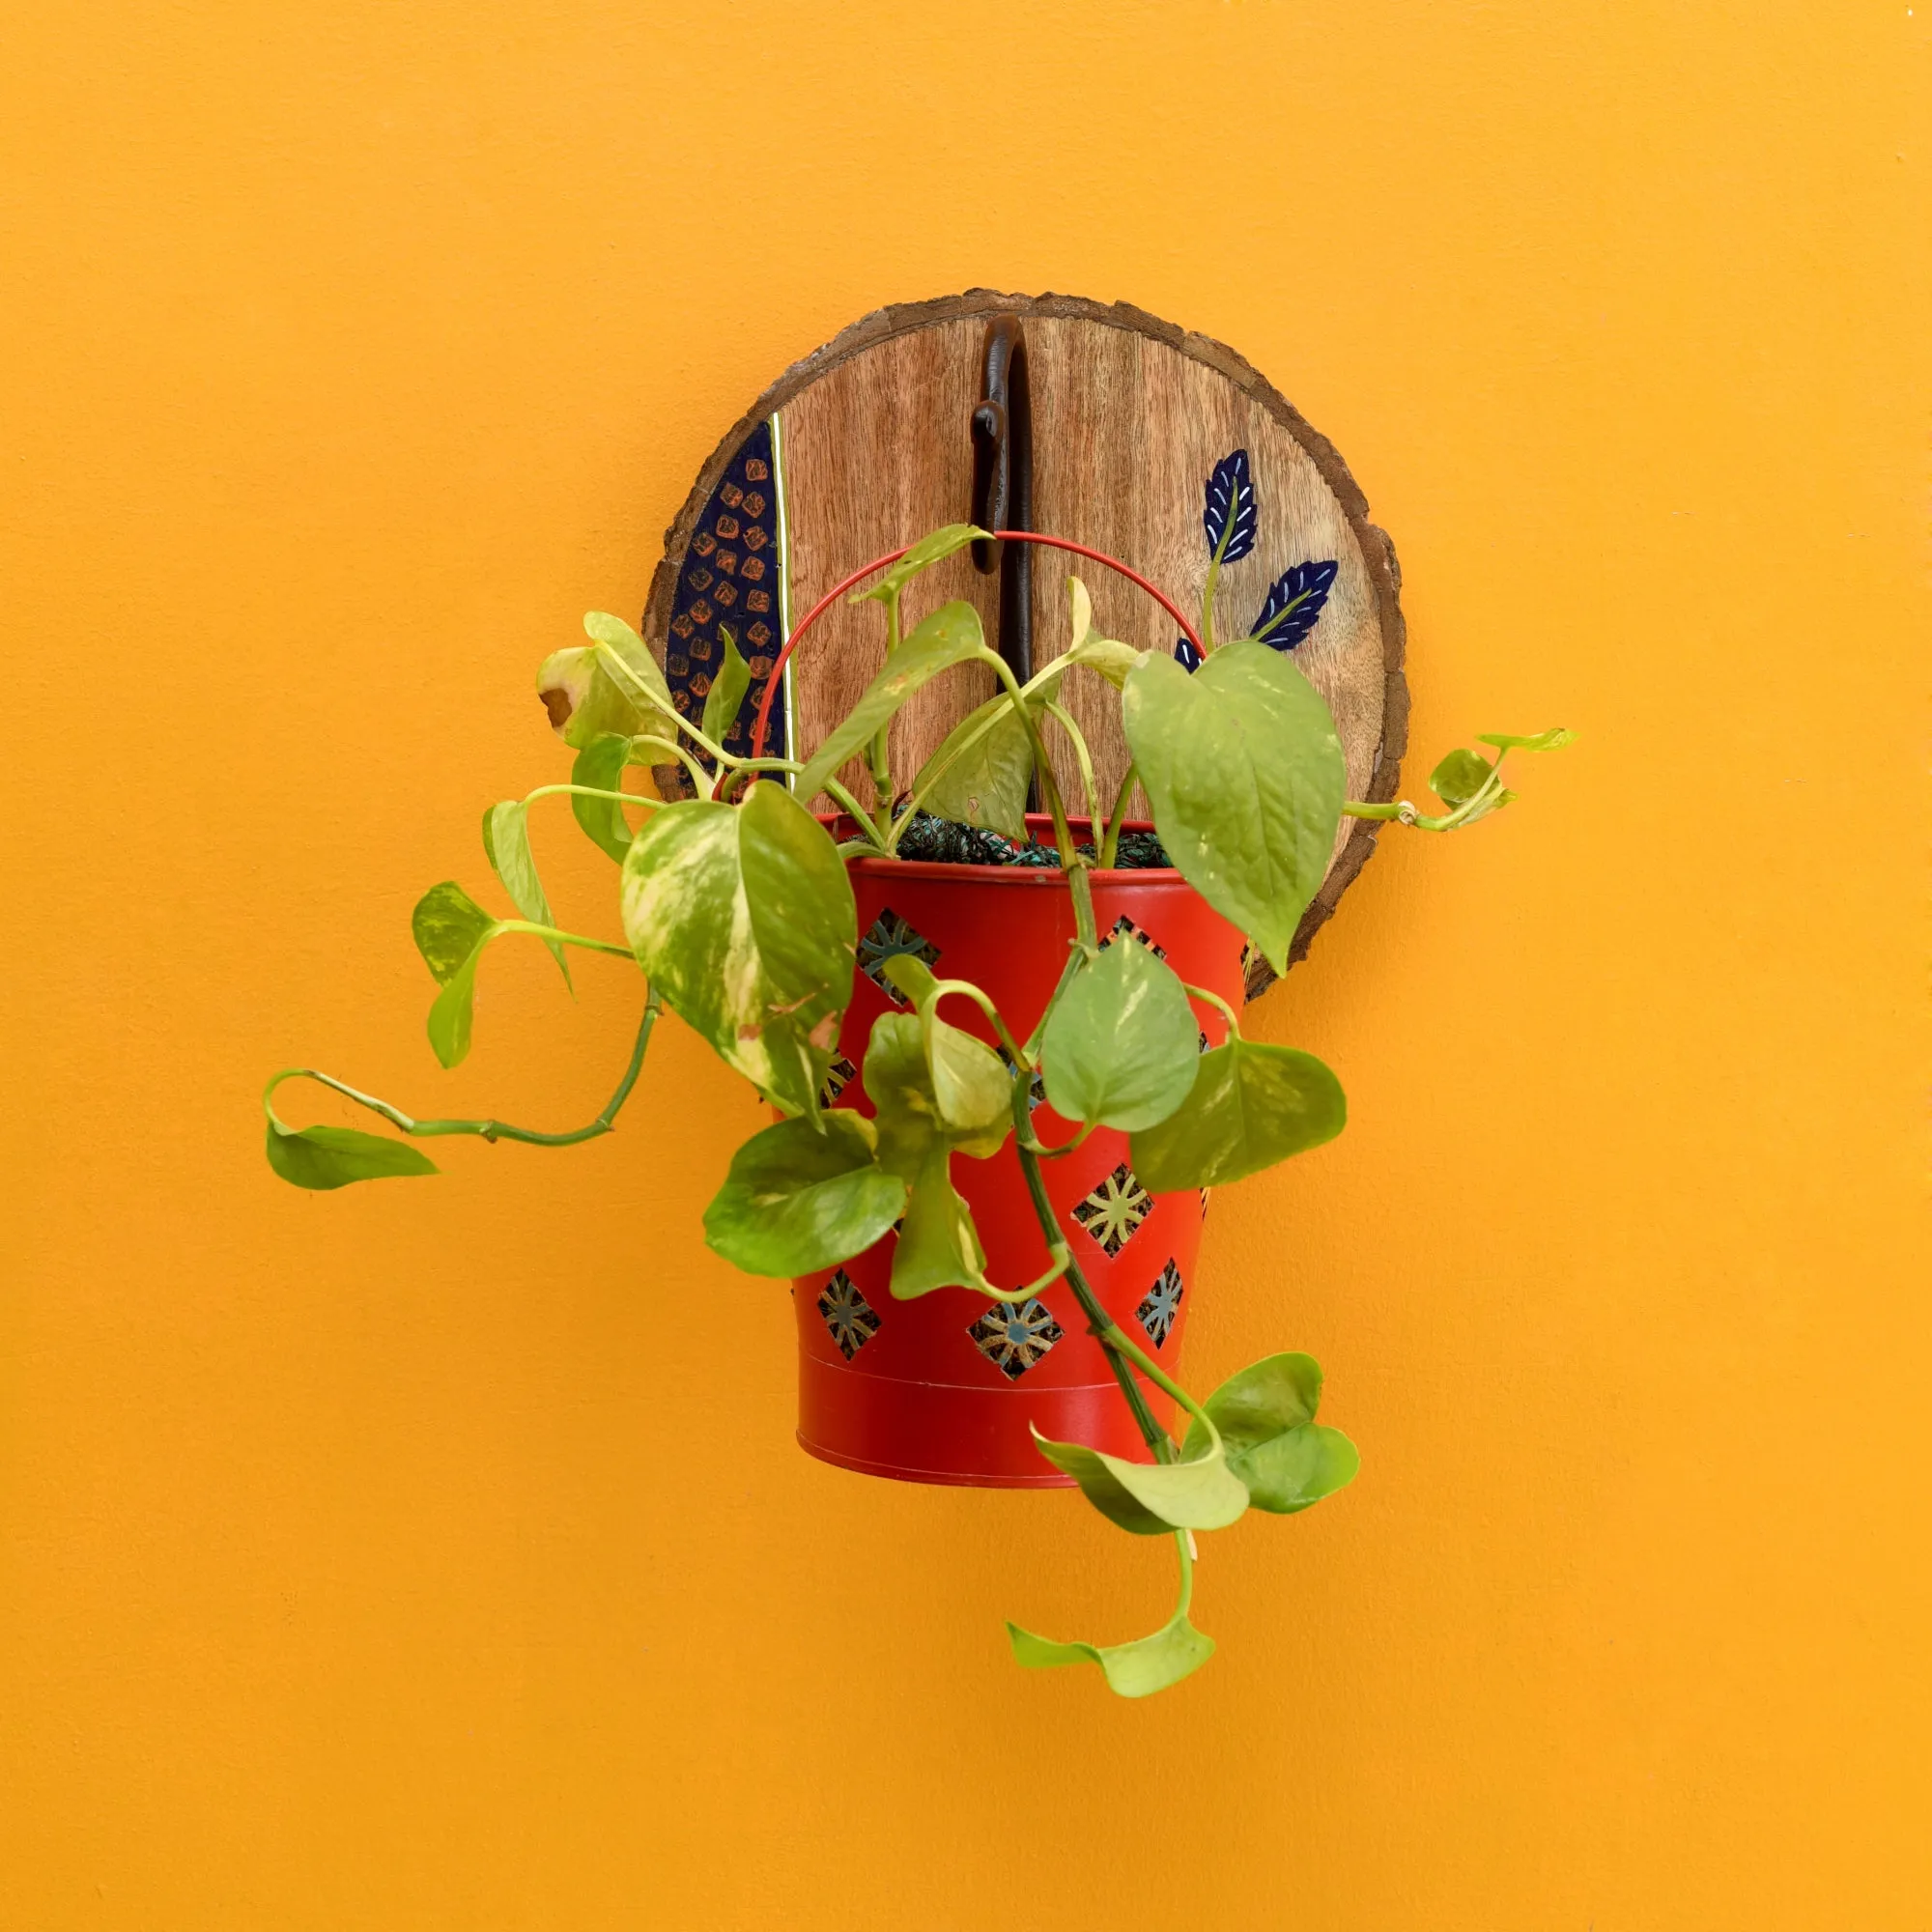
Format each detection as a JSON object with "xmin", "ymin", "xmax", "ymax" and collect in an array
[{"xmin": 970, "ymin": 315, "xmax": 1033, "ymax": 687}]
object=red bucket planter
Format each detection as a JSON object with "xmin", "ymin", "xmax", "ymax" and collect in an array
[{"xmin": 793, "ymin": 821, "xmax": 1247, "ymax": 1488}]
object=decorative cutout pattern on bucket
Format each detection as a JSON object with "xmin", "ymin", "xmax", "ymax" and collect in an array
[
  {"xmin": 966, "ymin": 1297, "xmax": 1065, "ymax": 1379},
  {"xmin": 1099, "ymin": 914, "xmax": 1166, "ymax": 960},
  {"xmin": 817, "ymin": 1270, "xmax": 880, "ymax": 1360},
  {"xmin": 819, "ymin": 1052, "xmax": 858, "ymax": 1108},
  {"xmin": 1136, "ymin": 1260, "xmax": 1185, "ymax": 1347},
  {"xmin": 857, "ymin": 909, "xmax": 941, "ymax": 1001},
  {"xmin": 1073, "ymin": 1162, "xmax": 1153, "ymax": 1258}
]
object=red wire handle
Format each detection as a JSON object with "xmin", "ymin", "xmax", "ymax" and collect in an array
[{"xmin": 748, "ymin": 529, "xmax": 1204, "ymax": 763}]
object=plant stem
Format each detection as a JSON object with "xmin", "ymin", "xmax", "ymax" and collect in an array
[
  {"xmin": 1098, "ymin": 761, "xmax": 1139, "ymax": 869},
  {"xmin": 267, "ymin": 989, "xmax": 663, "ymax": 1148},
  {"xmin": 1010, "ymin": 1079, "xmax": 1175, "ymax": 1464}
]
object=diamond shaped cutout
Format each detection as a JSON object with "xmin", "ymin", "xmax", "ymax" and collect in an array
[
  {"xmin": 1073, "ymin": 1161, "xmax": 1152, "ymax": 1257},
  {"xmin": 966, "ymin": 1296, "xmax": 1065, "ymax": 1379},
  {"xmin": 1099, "ymin": 914, "xmax": 1167, "ymax": 961},
  {"xmin": 857, "ymin": 908, "xmax": 941, "ymax": 1001},
  {"xmin": 819, "ymin": 1052, "xmax": 858, "ymax": 1108},
  {"xmin": 1136, "ymin": 1259, "xmax": 1185, "ymax": 1347},
  {"xmin": 816, "ymin": 1269, "xmax": 880, "ymax": 1360}
]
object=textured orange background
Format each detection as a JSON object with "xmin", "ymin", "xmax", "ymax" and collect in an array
[{"xmin": 3, "ymin": 3, "xmax": 1927, "ymax": 1925}]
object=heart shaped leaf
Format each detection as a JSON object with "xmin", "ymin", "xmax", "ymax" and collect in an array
[
  {"xmin": 412, "ymin": 880, "xmax": 494, "ymax": 985},
  {"xmin": 794, "ymin": 601, "xmax": 989, "ymax": 805},
  {"xmin": 1122, "ymin": 641, "xmax": 1344, "ymax": 973},
  {"xmin": 703, "ymin": 1111, "xmax": 905, "ymax": 1277},
  {"xmin": 620, "ymin": 781, "xmax": 854, "ymax": 1119},
  {"xmin": 1041, "ymin": 938, "xmax": 1200, "ymax": 1132},
  {"xmin": 915, "ymin": 691, "xmax": 1035, "ymax": 840},
  {"xmin": 1180, "ymin": 1352, "xmax": 1360, "ymax": 1515},
  {"xmin": 1007, "ymin": 1610, "xmax": 1215, "ymax": 1698},
  {"xmin": 265, "ymin": 1122, "xmax": 439, "ymax": 1191},
  {"xmin": 1029, "ymin": 1427, "xmax": 1250, "ymax": 1534},
  {"xmin": 1428, "ymin": 748, "xmax": 1494, "ymax": 809},
  {"xmin": 1129, "ymin": 1037, "xmax": 1346, "ymax": 1191}
]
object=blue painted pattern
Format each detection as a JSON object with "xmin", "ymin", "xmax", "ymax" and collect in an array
[{"xmin": 664, "ymin": 418, "xmax": 785, "ymax": 763}]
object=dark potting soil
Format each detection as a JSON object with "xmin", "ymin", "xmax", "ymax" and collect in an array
[{"xmin": 890, "ymin": 810, "xmax": 1173, "ymax": 870}]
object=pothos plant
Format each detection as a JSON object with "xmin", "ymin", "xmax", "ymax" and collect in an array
[{"xmin": 264, "ymin": 495, "xmax": 1571, "ymax": 1698}]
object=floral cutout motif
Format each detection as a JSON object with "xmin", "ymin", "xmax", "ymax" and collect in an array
[
  {"xmin": 1136, "ymin": 1259, "xmax": 1185, "ymax": 1347},
  {"xmin": 857, "ymin": 908, "xmax": 941, "ymax": 1001},
  {"xmin": 817, "ymin": 1269, "xmax": 880, "ymax": 1361},
  {"xmin": 967, "ymin": 1296, "xmax": 1065, "ymax": 1379},
  {"xmin": 1098, "ymin": 914, "xmax": 1167, "ymax": 962},
  {"xmin": 819, "ymin": 1052, "xmax": 858, "ymax": 1108},
  {"xmin": 1074, "ymin": 1162, "xmax": 1153, "ymax": 1258}
]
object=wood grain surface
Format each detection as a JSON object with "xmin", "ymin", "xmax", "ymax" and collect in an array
[{"xmin": 642, "ymin": 292, "xmax": 1407, "ymax": 976}]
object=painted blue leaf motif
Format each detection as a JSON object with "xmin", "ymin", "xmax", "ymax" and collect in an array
[
  {"xmin": 1202, "ymin": 450, "xmax": 1258, "ymax": 564},
  {"xmin": 1174, "ymin": 635, "xmax": 1204, "ymax": 673},
  {"xmin": 1250, "ymin": 559, "xmax": 1339, "ymax": 651}
]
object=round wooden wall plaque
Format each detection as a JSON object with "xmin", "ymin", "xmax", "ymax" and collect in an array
[{"xmin": 641, "ymin": 292, "xmax": 1408, "ymax": 988}]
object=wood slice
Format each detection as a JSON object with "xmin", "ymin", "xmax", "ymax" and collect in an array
[{"xmin": 640, "ymin": 291, "xmax": 1408, "ymax": 986}]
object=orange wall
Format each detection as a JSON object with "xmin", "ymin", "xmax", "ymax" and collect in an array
[{"xmin": 3, "ymin": 3, "xmax": 1927, "ymax": 1925}]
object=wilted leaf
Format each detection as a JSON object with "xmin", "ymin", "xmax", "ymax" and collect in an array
[{"xmin": 537, "ymin": 611, "xmax": 674, "ymax": 750}]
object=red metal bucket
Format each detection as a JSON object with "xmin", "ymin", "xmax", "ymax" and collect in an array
[{"xmin": 793, "ymin": 822, "xmax": 1246, "ymax": 1487}]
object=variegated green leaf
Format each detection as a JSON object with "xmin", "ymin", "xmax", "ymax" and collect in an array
[
  {"xmin": 619, "ymin": 781, "xmax": 854, "ymax": 1118},
  {"xmin": 483, "ymin": 800, "xmax": 569, "ymax": 988},
  {"xmin": 702, "ymin": 1111, "xmax": 905, "ymax": 1277},
  {"xmin": 537, "ymin": 611, "xmax": 675, "ymax": 750},
  {"xmin": 411, "ymin": 881, "xmax": 494, "ymax": 986}
]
